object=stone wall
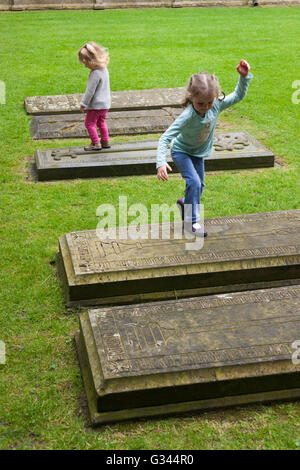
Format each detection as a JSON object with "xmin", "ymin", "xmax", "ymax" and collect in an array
[
  {"xmin": 10, "ymin": 0, "xmax": 94, "ymax": 9},
  {"xmin": 0, "ymin": 0, "xmax": 11, "ymax": 10},
  {"xmin": 1, "ymin": 0, "xmax": 300, "ymax": 12},
  {"xmin": 95, "ymin": 0, "xmax": 173, "ymax": 9}
]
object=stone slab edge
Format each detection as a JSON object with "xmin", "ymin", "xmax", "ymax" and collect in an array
[{"xmin": 75, "ymin": 332, "xmax": 300, "ymax": 425}]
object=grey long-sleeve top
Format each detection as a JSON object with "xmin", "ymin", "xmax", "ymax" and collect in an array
[{"xmin": 80, "ymin": 68, "xmax": 111, "ymax": 110}]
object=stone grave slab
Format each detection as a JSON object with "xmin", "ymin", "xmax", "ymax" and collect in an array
[
  {"xmin": 75, "ymin": 285, "xmax": 300, "ymax": 425},
  {"xmin": 57, "ymin": 210, "xmax": 300, "ymax": 307},
  {"xmin": 30, "ymin": 108, "xmax": 182, "ymax": 140},
  {"xmin": 34, "ymin": 132, "xmax": 274, "ymax": 181},
  {"xmin": 25, "ymin": 87, "xmax": 185, "ymax": 115}
]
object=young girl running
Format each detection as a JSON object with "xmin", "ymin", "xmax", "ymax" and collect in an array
[
  {"xmin": 156, "ymin": 60, "xmax": 252, "ymax": 237},
  {"xmin": 78, "ymin": 42, "xmax": 111, "ymax": 151}
]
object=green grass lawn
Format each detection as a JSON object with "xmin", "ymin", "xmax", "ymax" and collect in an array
[{"xmin": 0, "ymin": 6, "xmax": 300, "ymax": 450}]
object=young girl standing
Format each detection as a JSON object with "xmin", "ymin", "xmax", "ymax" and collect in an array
[
  {"xmin": 156, "ymin": 60, "xmax": 252, "ymax": 237},
  {"xmin": 78, "ymin": 42, "xmax": 111, "ymax": 151}
]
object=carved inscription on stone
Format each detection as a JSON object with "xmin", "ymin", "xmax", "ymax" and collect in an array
[
  {"xmin": 66, "ymin": 211, "xmax": 300, "ymax": 275},
  {"xmin": 89, "ymin": 285, "xmax": 300, "ymax": 379},
  {"xmin": 214, "ymin": 133, "xmax": 250, "ymax": 151}
]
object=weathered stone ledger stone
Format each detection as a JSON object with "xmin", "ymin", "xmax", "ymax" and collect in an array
[
  {"xmin": 30, "ymin": 108, "xmax": 182, "ymax": 140},
  {"xmin": 75, "ymin": 285, "xmax": 300, "ymax": 425},
  {"xmin": 25, "ymin": 87, "xmax": 185, "ymax": 115},
  {"xmin": 57, "ymin": 210, "xmax": 300, "ymax": 307},
  {"xmin": 34, "ymin": 132, "xmax": 274, "ymax": 180}
]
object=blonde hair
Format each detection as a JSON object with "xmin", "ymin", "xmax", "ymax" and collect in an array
[
  {"xmin": 78, "ymin": 42, "xmax": 109, "ymax": 70},
  {"xmin": 182, "ymin": 72, "xmax": 225, "ymax": 107}
]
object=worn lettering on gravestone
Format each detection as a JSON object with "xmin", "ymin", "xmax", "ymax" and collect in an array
[
  {"xmin": 34, "ymin": 132, "xmax": 274, "ymax": 180},
  {"xmin": 57, "ymin": 210, "xmax": 300, "ymax": 306},
  {"xmin": 25, "ymin": 87, "xmax": 185, "ymax": 115},
  {"xmin": 76, "ymin": 284, "xmax": 300, "ymax": 424}
]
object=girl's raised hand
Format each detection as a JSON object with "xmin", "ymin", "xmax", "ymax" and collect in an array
[
  {"xmin": 157, "ymin": 163, "xmax": 172, "ymax": 181},
  {"xmin": 236, "ymin": 59, "xmax": 250, "ymax": 77}
]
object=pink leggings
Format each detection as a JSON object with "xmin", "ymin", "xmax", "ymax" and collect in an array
[{"xmin": 85, "ymin": 109, "xmax": 109, "ymax": 144}]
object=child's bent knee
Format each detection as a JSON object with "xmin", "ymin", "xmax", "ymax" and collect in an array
[{"xmin": 187, "ymin": 176, "xmax": 201, "ymax": 189}]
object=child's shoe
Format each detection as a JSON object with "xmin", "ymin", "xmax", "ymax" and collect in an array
[
  {"xmin": 101, "ymin": 140, "xmax": 111, "ymax": 149},
  {"xmin": 84, "ymin": 142, "xmax": 101, "ymax": 151},
  {"xmin": 192, "ymin": 222, "xmax": 207, "ymax": 237},
  {"xmin": 177, "ymin": 198, "xmax": 184, "ymax": 221},
  {"xmin": 185, "ymin": 222, "xmax": 208, "ymax": 238},
  {"xmin": 177, "ymin": 199, "xmax": 207, "ymax": 237}
]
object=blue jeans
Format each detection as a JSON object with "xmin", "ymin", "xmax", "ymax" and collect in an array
[{"xmin": 171, "ymin": 150, "xmax": 205, "ymax": 224}]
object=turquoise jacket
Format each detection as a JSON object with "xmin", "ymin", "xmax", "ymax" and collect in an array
[{"xmin": 156, "ymin": 73, "xmax": 253, "ymax": 169}]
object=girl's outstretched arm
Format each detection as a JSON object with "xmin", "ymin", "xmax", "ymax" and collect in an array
[{"xmin": 219, "ymin": 60, "xmax": 252, "ymax": 112}]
